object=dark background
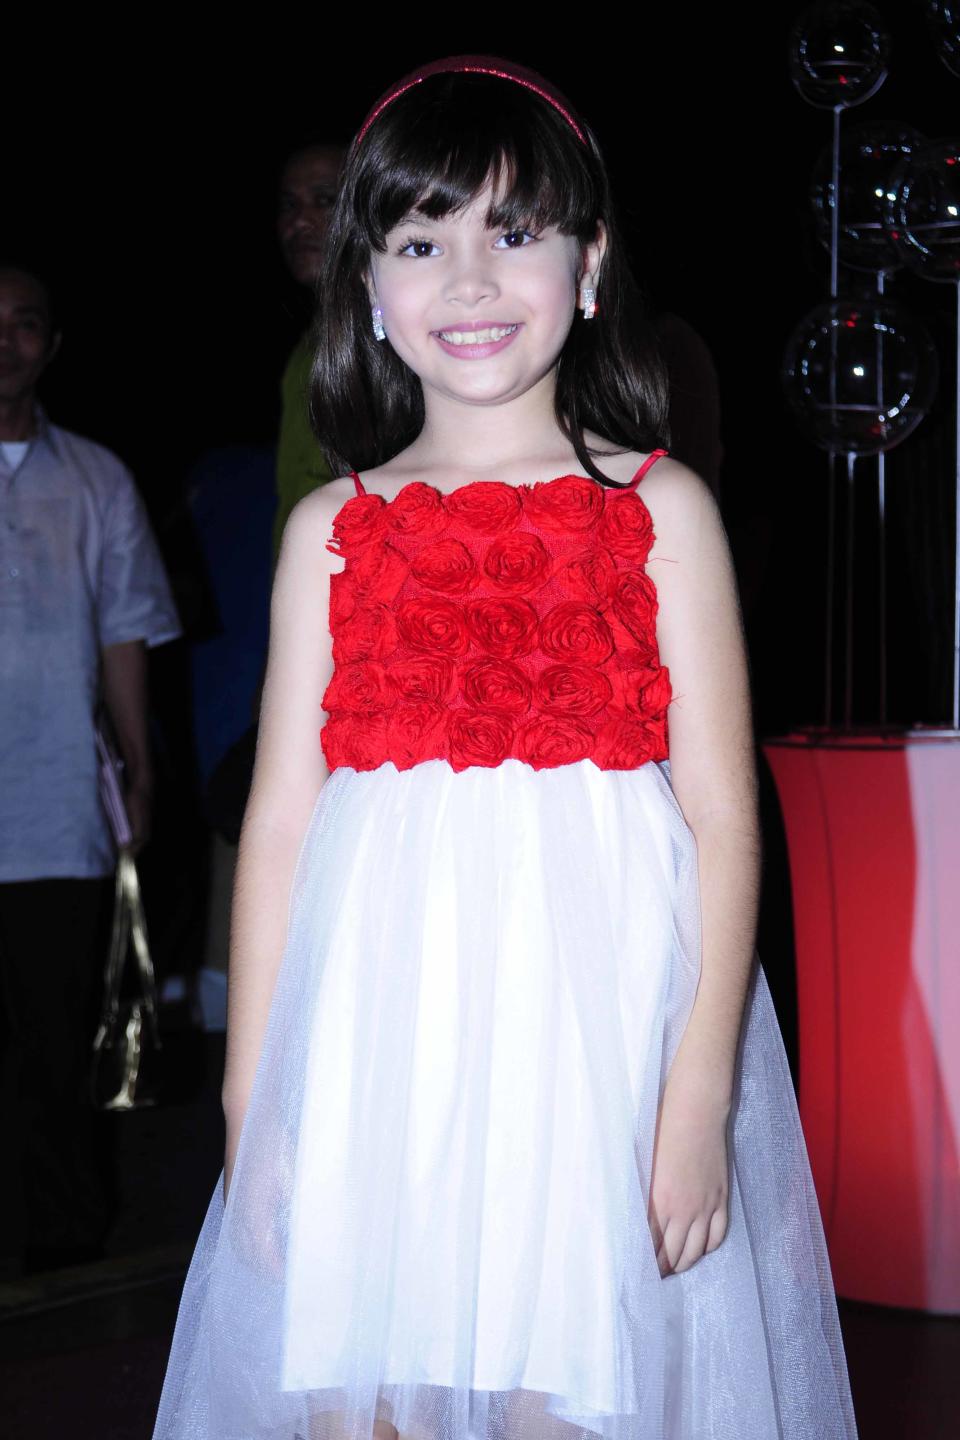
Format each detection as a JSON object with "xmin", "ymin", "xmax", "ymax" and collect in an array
[{"xmin": 6, "ymin": 6, "xmax": 959, "ymax": 732}]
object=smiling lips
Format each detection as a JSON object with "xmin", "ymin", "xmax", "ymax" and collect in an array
[{"xmin": 431, "ymin": 322, "xmax": 521, "ymax": 358}]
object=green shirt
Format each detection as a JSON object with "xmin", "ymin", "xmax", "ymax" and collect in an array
[{"xmin": 272, "ymin": 333, "xmax": 334, "ymax": 565}]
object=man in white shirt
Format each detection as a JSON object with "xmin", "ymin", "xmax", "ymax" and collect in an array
[{"xmin": 0, "ymin": 266, "xmax": 182, "ymax": 1273}]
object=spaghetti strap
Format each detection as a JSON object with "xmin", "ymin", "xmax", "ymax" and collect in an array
[
  {"xmin": 626, "ymin": 448, "xmax": 669, "ymax": 490},
  {"xmin": 350, "ymin": 471, "xmax": 366, "ymax": 496}
]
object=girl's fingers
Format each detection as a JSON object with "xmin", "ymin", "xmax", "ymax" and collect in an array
[
  {"xmin": 647, "ymin": 1200, "xmax": 665, "ymax": 1255},
  {"xmin": 671, "ymin": 1215, "xmax": 710, "ymax": 1274},
  {"xmin": 656, "ymin": 1216, "xmax": 691, "ymax": 1277},
  {"xmin": 705, "ymin": 1203, "xmax": 729, "ymax": 1254},
  {"xmin": 655, "ymin": 1208, "xmax": 729, "ymax": 1275}
]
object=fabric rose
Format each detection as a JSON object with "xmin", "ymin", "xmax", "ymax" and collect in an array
[
  {"xmin": 389, "ymin": 657, "xmax": 456, "ymax": 703},
  {"xmin": 593, "ymin": 716, "xmax": 665, "ymax": 770},
  {"xmin": 534, "ymin": 663, "xmax": 613, "ymax": 717},
  {"xmin": 333, "ymin": 604, "xmax": 398, "ymax": 664},
  {"xmin": 411, "ymin": 538, "xmax": 479, "ymax": 595},
  {"xmin": 651, "ymin": 710, "xmax": 669, "ymax": 755},
  {"xmin": 603, "ymin": 657, "xmax": 651, "ymax": 714},
  {"xmin": 482, "ymin": 532, "xmax": 553, "ymax": 594},
  {"xmin": 448, "ymin": 710, "xmax": 515, "ymax": 771},
  {"xmin": 523, "ymin": 476, "xmax": 603, "ymax": 532},
  {"xmin": 397, "ymin": 597, "xmax": 470, "ymax": 656},
  {"xmin": 387, "ymin": 700, "xmax": 447, "ymax": 770},
  {"xmin": 538, "ymin": 602, "xmax": 614, "ymax": 665},
  {"xmin": 445, "ymin": 481, "xmax": 523, "ymax": 534},
  {"xmin": 464, "ymin": 597, "xmax": 540, "ymax": 659},
  {"xmin": 328, "ymin": 570, "xmax": 357, "ymax": 628},
  {"xmin": 330, "ymin": 494, "xmax": 387, "ymax": 552},
  {"xmin": 604, "ymin": 613, "xmax": 657, "ymax": 668},
  {"xmin": 516, "ymin": 716, "xmax": 593, "ymax": 769},
  {"xmin": 638, "ymin": 665, "xmax": 671, "ymax": 716},
  {"xmin": 563, "ymin": 548, "xmax": 618, "ymax": 606},
  {"xmin": 321, "ymin": 661, "xmax": 394, "ymax": 715},
  {"xmin": 321, "ymin": 713, "xmax": 389, "ymax": 772},
  {"xmin": 600, "ymin": 492, "xmax": 655, "ymax": 563},
  {"xmin": 459, "ymin": 658, "xmax": 532, "ymax": 715},
  {"xmin": 387, "ymin": 482, "xmax": 448, "ymax": 538},
  {"xmin": 611, "ymin": 571, "xmax": 659, "ymax": 646},
  {"xmin": 352, "ymin": 540, "xmax": 409, "ymax": 603}
]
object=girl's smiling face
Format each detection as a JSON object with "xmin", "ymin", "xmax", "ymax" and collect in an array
[{"xmin": 367, "ymin": 185, "xmax": 604, "ymax": 411}]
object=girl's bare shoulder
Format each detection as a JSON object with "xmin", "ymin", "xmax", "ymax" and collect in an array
[
  {"xmin": 276, "ymin": 477, "xmax": 360, "ymax": 579},
  {"xmin": 589, "ymin": 445, "xmax": 714, "ymax": 530},
  {"xmin": 629, "ymin": 455, "xmax": 720, "ymax": 551},
  {"xmin": 305, "ymin": 474, "xmax": 363, "ymax": 517}
]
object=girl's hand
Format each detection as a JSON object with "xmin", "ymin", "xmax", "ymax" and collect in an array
[
  {"xmin": 647, "ymin": 1067, "xmax": 731, "ymax": 1277},
  {"xmin": 223, "ymin": 1118, "xmax": 290, "ymax": 1283},
  {"xmin": 223, "ymin": 1144, "xmax": 236, "ymax": 1206}
]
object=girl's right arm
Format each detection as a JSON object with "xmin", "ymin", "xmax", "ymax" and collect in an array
[{"xmin": 221, "ymin": 483, "xmax": 347, "ymax": 1200}]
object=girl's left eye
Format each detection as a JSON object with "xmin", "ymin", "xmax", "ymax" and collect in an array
[
  {"xmin": 494, "ymin": 230, "xmax": 537, "ymax": 249},
  {"xmin": 398, "ymin": 237, "xmax": 441, "ymax": 258}
]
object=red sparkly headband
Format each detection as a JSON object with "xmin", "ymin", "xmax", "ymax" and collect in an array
[{"xmin": 355, "ymin": 55, "xmax": 589, "ymax": 149}]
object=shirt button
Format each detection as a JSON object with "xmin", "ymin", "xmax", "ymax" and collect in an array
[{"xmin": 9, "ymin": 568, "xmax": 18, "ymax": 577}]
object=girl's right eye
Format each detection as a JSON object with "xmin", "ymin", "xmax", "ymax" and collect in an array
[{"xmin": 397, "ymin": 237, "xmax": 441, "ymax": 258}]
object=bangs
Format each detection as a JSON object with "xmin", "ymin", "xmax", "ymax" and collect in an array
[{"xmin": 352, "ymin": 74, "xmax": 601, "ymax": 249}]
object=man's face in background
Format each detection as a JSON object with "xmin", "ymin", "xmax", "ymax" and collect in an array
[
  {"xmin": 277, "ymin": 145, "xmax": 345, "ymax": 288},
  {"xmin": 0, "ymin": 269, "xmax": 59, "ymax": 406}
]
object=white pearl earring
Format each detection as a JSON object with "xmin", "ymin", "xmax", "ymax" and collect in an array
[{"xmin": 372, "ymin": 305, "xmax": 386, "ymax": 342}]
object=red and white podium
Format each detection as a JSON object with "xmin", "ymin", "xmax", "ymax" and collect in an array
[{"xmin": 763, "ymin": 729, "xmax": 960, "ymax": 1314}]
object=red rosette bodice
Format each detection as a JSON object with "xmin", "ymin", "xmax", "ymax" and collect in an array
[{"xmin": 321, "ymin": 471, "xmax": 672, "ymax": 774}]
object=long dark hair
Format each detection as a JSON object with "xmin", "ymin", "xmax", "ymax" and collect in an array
[{"xmin": 310, "ymin": 69, "xmax": 669, "ymax": 488}]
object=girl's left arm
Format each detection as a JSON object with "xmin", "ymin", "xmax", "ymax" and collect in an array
[
  {"xmin": 643, "ymin": 458, "xmax": 762, "ymax": 1108},
  {"xmin": 640, "ymin": 460, "xmax": 762, "ymax": 1276}
]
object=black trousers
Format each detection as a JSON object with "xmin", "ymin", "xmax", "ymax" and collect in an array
[{"xmin": 0, "ymin": 875, "xmax": 113, "ymax": 1263}]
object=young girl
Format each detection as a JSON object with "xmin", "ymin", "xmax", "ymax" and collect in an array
[{"xmin": 153, "ymin": 57, "xmax": 858, "ymax": 1440}]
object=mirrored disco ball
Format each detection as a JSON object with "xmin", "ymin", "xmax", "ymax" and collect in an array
[
  {"xmin": 789, "ymin": 0, "xmax": 890, "ymax": 109},
  {"xmin": 782, "ymin": 300, "xmax": 939, "ymax": 455},
  {"xmin": 810, "ymin": 124, "xmax": 926, "ymax": 272},
  {"xmin": 882, "ymin": 138, "xmax": 960, "ymax": 281}
]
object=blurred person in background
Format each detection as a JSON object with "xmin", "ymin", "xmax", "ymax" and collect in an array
[
  {"xmin": 0, "ymin": 265, "xmax": 181, "ymax": 1274},
  {"xmin": 655, "ymin": 310, "xmax": 723, "ymax": 503},
  {"xmin": 184, "ymin": 141, "xmax": 349, "ymax": 1026},
  {"xmin": 272, "ymin": 140, "xmax": 347, "ymax": 564}
]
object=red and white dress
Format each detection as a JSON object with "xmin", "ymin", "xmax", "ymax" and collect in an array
[{"xmin": 153, "ymin": 452, "xmax": 858, "ymax": 1440}]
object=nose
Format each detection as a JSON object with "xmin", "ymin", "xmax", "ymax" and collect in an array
[{"xmin": 442, "ymin": 249, "xmax": 500, "ymax": 308}]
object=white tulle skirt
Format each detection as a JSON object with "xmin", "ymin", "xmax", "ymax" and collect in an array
[{"xmin": 152, "ymin": 757, "xmax": 858, "ymax": 1440}]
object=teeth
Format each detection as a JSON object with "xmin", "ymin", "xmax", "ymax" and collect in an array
[{"xmin": 438, "ymin": 325, "xmax": 518, "ymax": 345}]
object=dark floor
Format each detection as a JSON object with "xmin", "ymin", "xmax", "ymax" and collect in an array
[
  {"xmin": 1, "ymin": 1035, "xmax": 957, "ymax": 1439},
  {"xmin": 1, "ymin": 1271, "xmax": 184, "ymax": 1440}
]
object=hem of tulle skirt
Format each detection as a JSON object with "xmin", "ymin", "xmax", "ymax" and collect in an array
[
  {"xmin": 278, "ymin": 1378, "xmax": 646, "ymax": 1436},
  {"xmin": 281, "ymin": 1379, "xmax": 625, "ymax": 1415}
]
